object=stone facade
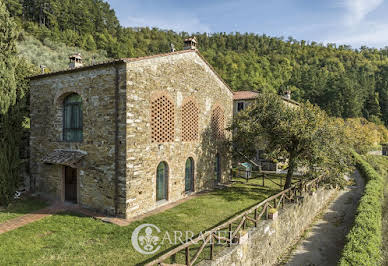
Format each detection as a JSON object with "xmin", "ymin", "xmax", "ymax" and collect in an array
[
  {"xmin": 29, "ymin": 50, "xmax": 233, "ymax": 219},
  {"xmin": 199, "ymin": 187, "xmax": 337, "ymax": 266},
  {"xmin": 125, "ymin": 51, "xmax": 233, "ymax": 218}
]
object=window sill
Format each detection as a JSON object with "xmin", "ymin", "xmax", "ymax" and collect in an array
[
  {"xmin": 156, "ymin": 199, "xmax": 168, "ymax": 206},
  {"xmin": 53, "ymin": 140, "xmax": 84, "ymax": 144}
]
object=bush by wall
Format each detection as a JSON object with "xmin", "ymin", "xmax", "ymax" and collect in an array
[{"xmin": 339, "ymin": 153, "xmax": 384, "ymax": 265}]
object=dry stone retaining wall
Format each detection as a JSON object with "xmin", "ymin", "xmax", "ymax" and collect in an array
[{"xmin": 200, "ymin": 187, "xmax": 337, "ymax": 266}]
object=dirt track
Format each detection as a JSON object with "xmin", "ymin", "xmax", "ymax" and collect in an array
[{"xmin": 284, "ymin": 171, "xmax": 364, "ymax": 266}]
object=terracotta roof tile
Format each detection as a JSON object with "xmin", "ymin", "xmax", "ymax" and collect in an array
[{"xmin": 233, "ymin": 91, "xmax": 259, "ymax": 100}]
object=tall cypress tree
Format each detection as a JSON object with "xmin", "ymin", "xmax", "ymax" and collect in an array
[
  {"xmin": 0, "ymin": 0, "xmax": 18, "ymax": 114},
  {"xmin": 0, "ymin": 0, "xmax": 24, "ymax": 206}
]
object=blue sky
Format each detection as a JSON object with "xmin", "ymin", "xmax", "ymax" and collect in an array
[{"xmin": 106, "ymin": 0, "xmax": 388, "ymax": 49}]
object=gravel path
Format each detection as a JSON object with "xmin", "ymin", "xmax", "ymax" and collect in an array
[{"xmin": 284, "ymin": 171, "xmax": 365, "ymax": 266}]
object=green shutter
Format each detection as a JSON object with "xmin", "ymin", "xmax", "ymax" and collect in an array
[
  {"xmin": 63, "ymin": 94, "xmax": 83, "ymax": 142},
  {"xmin": 156, "ymin": 162, "xmax": 168, "ymax": 201}
]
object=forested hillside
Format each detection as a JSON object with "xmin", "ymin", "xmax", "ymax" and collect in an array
[
  {"xmin": 3, "ymin": 0, "xmax": 388, "ymax": 126},
  {"xmin": 17, "ymin": 34, "xmax": 108, "ymax": 72}
]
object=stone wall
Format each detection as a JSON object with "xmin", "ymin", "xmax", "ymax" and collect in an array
[
  {"xmin": 30, "ymin": 50, "xmax": 234, "ymax": 219},
  {"xmin": 200, "ymin": 187, "xmax": 337, "ymax": 266},
  {"xmin": 125, "ymin": 51, "xmax": 234, "ymax": 218},
  {"xmin": 30, "ymin": 63, "xmax": 127, "ymax": 217}
]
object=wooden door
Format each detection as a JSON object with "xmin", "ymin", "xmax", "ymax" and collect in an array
[{"xmin": 65, "ymin": 166, "xmax": 77, "ymax": 203}]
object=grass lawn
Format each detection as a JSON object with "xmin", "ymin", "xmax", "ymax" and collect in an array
[
  {"xmin": 365, "ymin": 155, "xmax": 388, "ymax": 265},
  {"xmin": 0, "ymin": 197, "xmax": 48, "ymax": 223},
  {"xmin": 0, "ymin": 175, "xmax": 284, "ymax": 265}
]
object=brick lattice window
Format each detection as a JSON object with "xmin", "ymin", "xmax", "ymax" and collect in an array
[
  {"xmin": 182, "ymin": 100, "xmax": 199, "ymax": 141},
  {"xmin": 151, "ymin": 95, "xmax": 175, "ymax": 143},
  {"xmin": 211, "ymin": 106, "xmax": 224, "ymax": 139}
]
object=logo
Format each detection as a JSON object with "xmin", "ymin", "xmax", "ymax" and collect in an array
[
  {"xmin": 131, "ymin": 224, "xmax": 161, "ymax": 255},
  {"xmin": 131, "ymin": 223, "xmax": 236, "ymax": 255}
]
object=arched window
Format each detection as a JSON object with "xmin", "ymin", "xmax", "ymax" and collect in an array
[
  {"xmin": 215, "ymin": 153, "xmax": 221, "ymax": 182},
  {"xmin": 211, "ymin": 106, "xmax": 225, "ymax": 139},
  {"xmin": 156, "ymin": 162, "xmax": 169, "ymax": 201},
  {"xmin": 185, "ymin": 157, "xmax": 194, "ymax": 192},
  {"xmin": 63, "ymin": 93, "xmax": 83, "ymax": 142},
  {"xmin": 151, "ymin": 94, "xmax": 174, "ymax": 143},
  {"xmin": 182, "ymin": 100, "xmax": 199, "ymax": 141}
]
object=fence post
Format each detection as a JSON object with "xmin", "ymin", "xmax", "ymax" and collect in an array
[
  {"xmin": 228, "ymin": 223, "xmax": 232, "ymax": 247},
  {"xmin": 254, "ymin": 208, "xmax": 258, "ymax": 227},
  {"xmin": 185, "ymin": 246, "xmax": 190, "ymax": 266},
  {"xmin": 243, "ymin": 217, "xmax": 246, "ymax": 230},
  {"xmin": 210, "ymin": 235, "xmax": 214, "ymax": 260}
]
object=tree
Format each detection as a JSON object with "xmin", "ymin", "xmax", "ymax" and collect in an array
[
  {"xmin": 0, "ymin": 0, "xmax": 35, "ymax": 205},
  {"xmin": 231, "ymin": 93, "xmax": 353, "ymax": 189},
  {"xmin": 3, "ymin": 0, "xmax": 22, "ymax": 17},
  {"xmin": 0, "ymin": 0, "xmax": 18, "ymax": 114},
  {"xmin": 82, "ymin": 33, "xmax": 97, "ymax": 51}
]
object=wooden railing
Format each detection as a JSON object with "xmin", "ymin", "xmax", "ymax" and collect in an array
[
  {"xmin": 145, "ymin": 176, "xmax": 323, "ymax": 266},
  {"xmin": 231, "ymin": 168, "xmax": 301, "ymax": 188}
]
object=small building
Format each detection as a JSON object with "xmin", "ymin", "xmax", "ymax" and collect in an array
[
  {"xmin": 29, "ymin": 43, "xmax": 233, "ymax": 219},
  {"xmin": 233, "ymin": 90, "xmax": 299, "ymax": 115}
]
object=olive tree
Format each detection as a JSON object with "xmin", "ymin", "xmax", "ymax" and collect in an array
[{"xmin": 231, "ymin": 93, "xmax": 353, "ymax": 189}]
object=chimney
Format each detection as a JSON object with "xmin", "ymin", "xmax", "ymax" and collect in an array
[
  {"xmin": 284, "ymin": 90, "xmax": 291, "ymax": 100},
  {"xmin": 40, "ymin": 65, "xmax": 46, "ymax": 74},
  {"xmin": 69, "ymin": 53, "xmax": 83, "ymax": 69},
  {"xmin": 184, "ymin": 37, "xmax": 197, "ymax": 50},
  {"xmin": 170, "ymin": 43, "xmax": 176, "ymax": 52}
]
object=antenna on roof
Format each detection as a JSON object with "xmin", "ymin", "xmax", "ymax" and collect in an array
[{"xmin": 170, "ymin": 43, "xmax": 175, "ymax": 52}]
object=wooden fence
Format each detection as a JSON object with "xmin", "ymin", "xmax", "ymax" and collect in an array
[
  {"xmin": 231, "ymin": 168, "xmax": 301, "ymax": 188},
  {"xmin": 146, "ymin": 176, "xmax": 323, "ymax": 266}
]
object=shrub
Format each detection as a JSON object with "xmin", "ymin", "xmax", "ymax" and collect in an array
[{"xmin": 338, "ymin": 153, "xmax": 384, "ymax": 265}]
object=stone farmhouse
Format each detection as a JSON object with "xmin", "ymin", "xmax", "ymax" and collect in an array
[{"xmin": 29, "ymin": 38, "xmax": 234, "ymax": 219}]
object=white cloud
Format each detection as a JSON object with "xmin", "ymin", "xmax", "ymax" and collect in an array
[
  {"xmin": 324, "ymin": 21, "xmax": 388, "ymax": 48},
  {"xmin": 123, "ymin": 14, "xmax": 211, "ymax": 33},
  {"xmin": 343, "ymin": 0, "xmax": 384, "ymax": 25},
  {"xmin": 318, "ymin": 0, "xmax": 388, "ymax": 48}
]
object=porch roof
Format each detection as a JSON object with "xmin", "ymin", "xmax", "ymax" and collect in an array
[{"xmin": 42, "ymin": 150, "xmax": 87, "ymax": 168}]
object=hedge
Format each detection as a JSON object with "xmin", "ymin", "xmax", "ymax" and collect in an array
[{"xmin": 338, "ymin": 153, "xmax": 384, "ymax": 265}]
